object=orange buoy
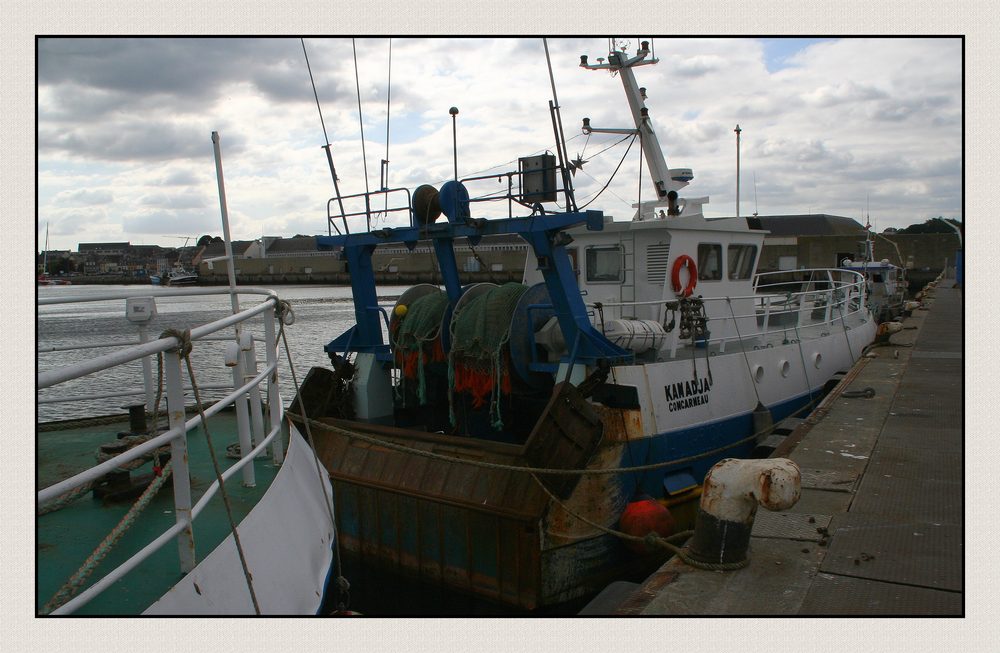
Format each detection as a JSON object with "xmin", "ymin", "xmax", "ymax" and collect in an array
[{"xmin": 619, "ymin": 495, "xmax": 676, "ymax": 554}]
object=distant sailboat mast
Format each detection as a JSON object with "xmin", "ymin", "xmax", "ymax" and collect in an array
[
  {"xmin": 752, "ymin": 171, "xmax": 759, "ymax": 217},
  {"xmin": 42, "ymin": 222, "xmax": 49, "ymax": 277}
]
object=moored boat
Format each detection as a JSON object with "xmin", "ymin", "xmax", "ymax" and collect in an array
[
  {"xmin": 37, "ymin": 129, "xmax": 346, "ymax": 616},
  {"xmin": 290, "ymin": 39, "xmax": 878, "ymax": 609},
  {"xmin": 163, "ymin": 268, "xmax": 199, "ymax": 286},
  {"xmin": 840, "ymin": 227, "xmax": 908, "ymax": 323}
]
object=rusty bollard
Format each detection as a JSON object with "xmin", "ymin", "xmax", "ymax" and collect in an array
[{"xmin": 686, "ymin": 458, "xmax": 801, "ymax": 566}]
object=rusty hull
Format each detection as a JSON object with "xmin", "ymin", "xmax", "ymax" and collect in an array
[{"xmin": 298, "ymin": 378, "xmax": 636, "ymax": 610}]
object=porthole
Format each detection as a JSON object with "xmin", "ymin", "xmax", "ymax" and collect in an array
[
  {"xmin": 813, "ymin": 352, "xmax": 823, "ymax": 369},
  {"xmin": 780, "ymin": 360, "xmax": 791, "ymax": 378},
  {"xmin": 753, "ymin": 364, "xmax": 764, "ymax": 383}
]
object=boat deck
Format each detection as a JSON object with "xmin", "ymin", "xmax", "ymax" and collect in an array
[
  {"xmin": 598, "ymin": 277, "xmax": 963, "ymax": 616},
  {"xmin": 37, "ymin": 411, "xmax": 283, "ymax": 615}
]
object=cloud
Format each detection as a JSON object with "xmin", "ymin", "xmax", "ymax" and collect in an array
[
  {"xmin": 122, "ymin": 210, "xmax": 218, "ymax": 236},
  {"xmin": 674, "ymin": 54, "xmax": 727, "ymax": 78},
  {"xmin": 139, "ymin": 191, "xmax": 209, "ymax": 210},
  {"xmin": 53, "ymin": 188, "xmax": 114, "ymax": 206},
  {"xmin": 160, "ymin": 169, "xmax": 203, "ymax": 186},
  {"xmin": 36, "ymin": 37, "xmax": 962, "ymax": 251},
  {"xmin": 39, "ymin": 118, "xmax": 244, "ymax": 162},
  {"xmin": 802, "ymin": 81, "xmax": 888, "ymax": 107}
]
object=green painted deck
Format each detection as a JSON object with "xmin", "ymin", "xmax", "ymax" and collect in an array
[{"xmin": 37, "ymin": 411, "xmax": 283, "ymax": 615}]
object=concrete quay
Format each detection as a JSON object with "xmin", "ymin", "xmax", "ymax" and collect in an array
[{"xmin": 612, "ymin": 279, "xmax": 963, "ymax": 616}]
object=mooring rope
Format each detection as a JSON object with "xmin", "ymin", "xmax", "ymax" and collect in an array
[
  {"xmin": 42, "ymin": 461, "xmax": 175, "ymax": 614},
  {"xmin": 841, "ymin": 387, "xmax": 876, "ymax": 399},
  {"xmin": 166, "ymin": 327, "xmax": 261, "ymax": 615},
  {"xmin": 529, "ymin": 473, "xmax": 749, "ymax": 572}
]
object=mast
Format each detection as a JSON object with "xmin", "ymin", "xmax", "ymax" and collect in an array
[
  {"xmin": 42, "ymin": 222, "xmax": 49, "ymax": 276},
  {"xmin": 579, "ymin": 40, "xmax": 692, "ymax": 203}
]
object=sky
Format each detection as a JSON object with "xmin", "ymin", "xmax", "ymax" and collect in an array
[{"xmin": 36, "ymin": 36, "xmax": 962, "ymax": 253}]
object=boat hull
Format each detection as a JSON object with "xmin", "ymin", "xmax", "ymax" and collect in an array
[
  {"xmin": 143, "ymin": 425, "xmax": 336, "ymax": 615},
  {"xmin": 297, "ymin": 317, "xmax": 873, "ymax": 609}
]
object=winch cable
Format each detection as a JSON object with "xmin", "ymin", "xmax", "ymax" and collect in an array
[{"xmin": 275, "ymin": 299, "xmax": 350, "ymax": 612}]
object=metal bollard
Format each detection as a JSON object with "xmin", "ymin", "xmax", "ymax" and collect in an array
[{"xmin": 686, "ymin": 457, "xmax": 801, "ymax": 566}]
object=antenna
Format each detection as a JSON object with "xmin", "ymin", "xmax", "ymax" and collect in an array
[
  {"xmin": 734, "ymin": 124, "xmax": 742, "ymax": 219},
  {"xmin": 753, "ymin": 171, "xmax": 759, "ymax": 217}
]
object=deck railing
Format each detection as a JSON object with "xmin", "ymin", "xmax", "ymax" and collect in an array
[
  {"xmin": 36, "ymin": 287, "xmax": 288, "ymax": 614},
  {"xmin": 579, "ymin": 268, "xmax": 868, "ymax": 356}
]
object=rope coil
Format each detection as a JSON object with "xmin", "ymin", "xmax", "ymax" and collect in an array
[{"xmin": 160, "ymin": 328, "xmax": 192, "ymax": 357}]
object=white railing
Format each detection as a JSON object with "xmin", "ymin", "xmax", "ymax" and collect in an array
[
  {"xmin": 37, "ymin": 287, "xmax": 288, "ymax": 615},
  {"xmin": 585, "ymin": 268, "xmax": 869, "ymax": 355}
]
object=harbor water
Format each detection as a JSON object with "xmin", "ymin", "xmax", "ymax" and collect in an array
[{"xmin": 37, "ymin": 284, "xmax": 409, "ymax": 423}]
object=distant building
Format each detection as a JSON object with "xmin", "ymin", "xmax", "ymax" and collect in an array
[
  {"xmin": 264, "ymin": 236, "xmax": 326, "ymax": 258},
  {"xmin": 748, "ymin": 214, "xmax": 865, "ymax": 271},
  {"xmin": 78, "ymin": 242, "xmax": 130, "ymax": 256}
]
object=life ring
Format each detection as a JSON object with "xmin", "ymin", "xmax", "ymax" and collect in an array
[{"xmin": 671, "ymin": 255, "xmax": 698, "ymax": 297}]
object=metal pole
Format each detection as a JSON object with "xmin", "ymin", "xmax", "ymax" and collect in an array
[
  {"xmin": 263, "ymin": 306, "xmax": 285, "ymax": 464},
  {"xmin": 735, "ymin": 124, "xmax": 742, "ymax": 220},
  {"xmin": 243, "ymin": 334, "xmax": 266, "ymax": 448},
  {"xmin": 164, "ymin": 348, "xmax": 196, "ymax": 573},
  {"xmin": 211, "ymin": 132, "xmax": 242, "ymax": 322},
  {"xmin": 214, "ymin": 131, "xmax": 256, "ymax": 487},
  {"xmin": 450, "ymin": 107, "xmax": 459, "ymax": 182},
  {"xmin": 227, "ymin": 341, "xmax": 256, "ymax": 488},
  {"xmin": 137, "ymin": 324, "xmax": 155, "ymax": 413}
]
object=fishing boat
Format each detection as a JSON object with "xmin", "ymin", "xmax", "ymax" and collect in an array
[
  {"xmin": 162, "ymin": 268, "xmax": 199, "ymax": 286},
  {"xmin": 36, "ymin": 137, "xmax": 345, "ymax": 616},
  {"xmin": 840, "ymin": 225, "xmax": 908, "ymax": 323},
  {"xmin": 36, "ymin": 289, "xmax": 344, "ymax": 616},
  {"xmin": 291, "ymin": 40, "xmax": 878, "ymax": 610}
]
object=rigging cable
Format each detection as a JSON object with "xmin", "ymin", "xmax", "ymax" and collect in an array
[
  {"xmin": 577, "ymin": 134, "xmax": 637, "ymax": 210},
  {"xmin": 302, "ymin": 38, "xmax": 330, "ymax": 148},
  {"xmin": 352, "ymin": 39, "xmax": 372, "ymax": 227},
  {"xmin": 301, "ymin": 38, "xmax": 346, "ymax": 235},
  {"xmin": 382, "ymin": 38, "xmax": 392, "ymax": 220}
]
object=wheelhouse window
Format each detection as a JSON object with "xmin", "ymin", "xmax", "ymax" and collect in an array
[
  {"xmin": 585, "ymin": 246, "xmax": 623, "ymax": 283},
  {"xmin": 727, "ymin": 244, "xmax": 757, "ymax": 280},
  {"xmin": 697, "ymin": 243, "xmax": 722, "ymax": 281}
]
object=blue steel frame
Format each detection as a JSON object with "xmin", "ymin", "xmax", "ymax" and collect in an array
[{"xmin": 316, "ymin": 186, "xmax": 632, "ymax": 368}]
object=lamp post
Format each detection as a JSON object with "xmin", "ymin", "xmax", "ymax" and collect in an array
[{"xmin": 450, "ymin": 107, "xmax": 459, "ymax": 183}]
